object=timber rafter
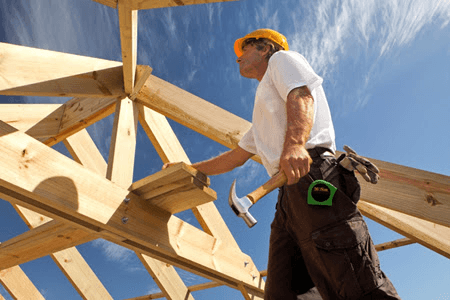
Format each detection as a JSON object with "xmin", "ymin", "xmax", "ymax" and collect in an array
[{"xmin": 0, "ymin": 0, "xmax": 449, "ymax": 299}]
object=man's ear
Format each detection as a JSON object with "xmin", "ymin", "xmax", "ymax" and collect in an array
[{"xmin": 261, "ymin": 44, "xmax": 271, "ymax": 57}]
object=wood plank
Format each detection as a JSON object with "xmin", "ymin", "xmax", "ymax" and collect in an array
[
  {"xmin": 138, "ymin": 254, "xmax": 195, "ymax": 300},
  {"xmin": 43, "ymin": 96, "xmax": 117, "ymax": 147},
  {"xmin": 92, "ymin": 0, "xmax": 118, "ymax": 9},
  {"xmin": 129, "ymin": 65, "xmax": 152, "ymax": 101},
  {"xmin": 13, "ymin": 205, "xmax": 53, "ymax": 229},
  {"xmin": 142, "ymin": 179, "xmax": 216, "ymax": 214},
  {"xmin": 0, "ymin": 43, "xmax": 125, "ymax": 98},
  {"xmin": 106, "ymin": 97, "xmax": 138, "ymax": 187},
  {"xmin": 0, "ymin": 97, "xmax": 117, "ymax": 145},
  {"xmin": 131, "ymin": 163, "xmax": 215, "ymax": 214},
  {"xmin": 0, "ymin": 104, "xmax": 63, "ymax": 138},
  {"xmin": 0, "ymin": 219, "xmax": 94, "ymax": 270},
  {"xmin": 0, "ymin": 43, "xmax": 124, "ymax": 97},
  {"xmin": 0, "ymin": 266, "xmax": 45, "ymax": 300},
  {"xmin": 52, "ymin": 247, "xmax": 113, "ymax": 300},
  {"xmin": 131, "ymin": 163, "xmax": 209, "ymax": 194},
  {"xmin": 130, "ymin": 0, "xmax": 239, "ymax": 10},
  {"xmin": 118, "ymin": 0, "xmax": 138, "ymax": 94},
  {"xmin": 375, "ymin": 238, "xmax": 415, "ymax": 252},
  {"xmin": 358, "ymin": 157, "xmax": 450, "ymax": 228},
  {"xmin": 64, "ymin": 129, "xmax": 108, "ymax": 177},
  {"xmin": 0, "ymin": 122, "xmax": 264, "ymax": 295},
  {"xmin": 137, "ymin": 104, "xmax": 189, "ymax": 164},
  {"xmin": 359, "ymin": 201, "xmax": 450, "ymax": 258},
  {"xmin": 134, "ymin": 74, "xmax": 252, "ymax": 151}
]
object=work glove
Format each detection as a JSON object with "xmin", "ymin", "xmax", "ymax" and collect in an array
[{"xmin": 338, "ymin": 145, "xmax": 380, "ymax": 184}]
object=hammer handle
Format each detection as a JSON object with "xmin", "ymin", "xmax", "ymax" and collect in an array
[{"xmin": 247, "ymin": 171, "xmax": 287, "ymax": 204}]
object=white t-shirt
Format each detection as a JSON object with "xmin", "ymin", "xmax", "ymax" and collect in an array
[{"xmin": 238, "ymin": 50, "xmax": 336, "ymax": 177}]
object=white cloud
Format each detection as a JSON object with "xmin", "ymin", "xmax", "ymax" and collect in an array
[
  {"xmin": 289, "ymin": 0, "xmax": 450, "ymax": 74},
  {"xmin": 285, "ymin": 0, "xmax": 450, "ymax": 111},
  {"xmin": 91, "ymin": 239, "xmax": 134, "ymax": 262},
  {"xmin": 235, "ymin": 159, "xmax": 265, "ymax": 185}
]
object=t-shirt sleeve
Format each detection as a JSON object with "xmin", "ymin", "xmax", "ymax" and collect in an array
[
  {"xmin": 268, "ymin": 51, "xmax": 323, "ymax": 101},
  {"xmin": 238, "ymin": 126, "xmax": 257, "ymax": 154}
]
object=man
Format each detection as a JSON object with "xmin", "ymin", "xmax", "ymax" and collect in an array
[{"xmin": 164, "ymin": 29, "xmax": 401, "ymax": 300}]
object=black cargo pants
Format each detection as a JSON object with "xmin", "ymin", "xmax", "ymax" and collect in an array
[{"xmin": 264, "ymin": 148, "xmax": 401, "ymax": 300}]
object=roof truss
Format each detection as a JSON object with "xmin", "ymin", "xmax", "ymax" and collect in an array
[{"xmin": 0, "ymin": 0, "xmax": 449, "ymax": 299}]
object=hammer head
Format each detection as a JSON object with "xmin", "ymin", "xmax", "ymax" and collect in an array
[{"xmin": 228, "ymin": 179, "xmax": 257, "ymax": 228}]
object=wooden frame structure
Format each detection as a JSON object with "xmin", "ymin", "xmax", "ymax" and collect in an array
[{"xmin": 0, "ymin": 0, "xmax": 449, "ymax": 299}]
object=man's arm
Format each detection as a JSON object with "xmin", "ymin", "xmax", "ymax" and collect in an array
[
  {"xmin": 279, "ymin": 85, "xmax": 314, "ymax": 185},
  {"xmin": 163, "ymin": 146, "xmax": 254, "ymax": 176}
]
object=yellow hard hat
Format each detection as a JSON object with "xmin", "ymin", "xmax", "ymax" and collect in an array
[{"xmin": 234, "ymin": 28, "xmax": 289, "ymax": 57}]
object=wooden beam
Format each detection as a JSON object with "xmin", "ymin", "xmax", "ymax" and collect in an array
[
  {"xmin": 134, "ymin": 74, "xmax": 252, "ymax": 151},
  {"xmin": 375, "ymin": 238, "xmax": 415, "ymax": 252},
  {"xmin": 130, "ymin": 0, "xmax": 239, "ymax": 10},
  {"xmin": 138, "ymin": 254, "xmax": 195, "ymax": 300},
  {"xmin": 64, "ymin": 129, "xmax": 108, "ymax": 177},
  {"xmin": 0, "ymin": 266, "xmax": 45, "ymax": 300},
  {"xmin": 0, "ymin": 122, "xmax": 263, "ymax": 295},
  {"xmin": 129, "ymin": 65, "xmax": 152, "ymax": 101},
  {"xmin": 0, "ymin": 98, "xmax": 117, "ymax": 145},
  {"xmin": 106, "ymin": 97, "xmax": 139, "ymax": 186},
  {"xmin": 359, "ymin": 201, "xmax": 450, "ymax": 258},
  {"xmin": 13, "ymin": 205, "xmax": 53, "ymax": 228},
  {"xmin": 118, "ymin": 0, "xmax": 138, "ymax": 94},
  {"xmin": 0, "ymin": 219, "xmax": 94, "ymax": 270},
  {"xmin": 131, "ymin": 163, "xmax": 216, "ymax": 214},
  {"xmin": 52, "ymin": 247, "xmax": 113, "ymax": 300},
  {"xmin": 0, "ymin": 104, "xmax": 62, "ymax": 138},
  {"xmin": 43, "ymin": 96, "xmax": 118, "ymax": 147},
  {"xmin": 137, "ymin": 104, "xmax": 189, "ymax": 164},
  {"xmin": 358, "ymin": 157, "xmax": 450, "ymax": 228},
  {"xmin": 0, "ymin": 43, "xmax": 125, "ymax": 98}
]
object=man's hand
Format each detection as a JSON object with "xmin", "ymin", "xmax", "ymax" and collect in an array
[{"xmin": 279, "ymin": 144, "xmax": 313, "ymax": 185}]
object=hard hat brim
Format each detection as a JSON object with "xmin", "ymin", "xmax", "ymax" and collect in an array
[{"xmin": 234, "ymin": 37, "xmax": 245, "ymax": 58}]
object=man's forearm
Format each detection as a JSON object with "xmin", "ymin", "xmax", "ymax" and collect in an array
[
  {"xmin": 279, "ymin": 85, "xmax": 314, "ymax": 184},
  {"xmin": 192, "ymin": 146, "xmax": 254, "ymax": 176}
]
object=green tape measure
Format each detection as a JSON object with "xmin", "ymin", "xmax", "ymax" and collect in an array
[{"xmin": 307, "ymin": 179, "xmax": 337, "ymax": 206}]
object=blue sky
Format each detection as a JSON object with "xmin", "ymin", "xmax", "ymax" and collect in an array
[{"xmin": 0, "ymin": 0, "xmax": 449, "ymax": 299}]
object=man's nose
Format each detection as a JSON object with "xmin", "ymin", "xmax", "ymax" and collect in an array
[{"xmin": 236, "ymin": 57, "xmax": 241, "ymax": 63}]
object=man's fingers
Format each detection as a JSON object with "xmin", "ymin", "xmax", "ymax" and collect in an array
[{"xmin": 282, "ymin": 159, "xmax": 311, "ymax": 185}]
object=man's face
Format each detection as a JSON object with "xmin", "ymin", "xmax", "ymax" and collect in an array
[{"xmin": 236, "ymin": 43, "xmax": 268, "ymax": 81}]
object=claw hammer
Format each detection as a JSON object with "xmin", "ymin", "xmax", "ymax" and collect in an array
[{"xmin": 228, "ymin": 171, "xmax": 287, "ymax": 228}]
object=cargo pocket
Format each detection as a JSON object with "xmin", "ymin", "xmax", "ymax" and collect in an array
[{"xmin": 311, "ymin": 218, "xmax": 385, "ymax": 299}]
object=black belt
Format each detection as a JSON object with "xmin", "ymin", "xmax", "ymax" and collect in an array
[{"xmin": 307, "ymin": 147, "xmax": 334, "ymax": 159}]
